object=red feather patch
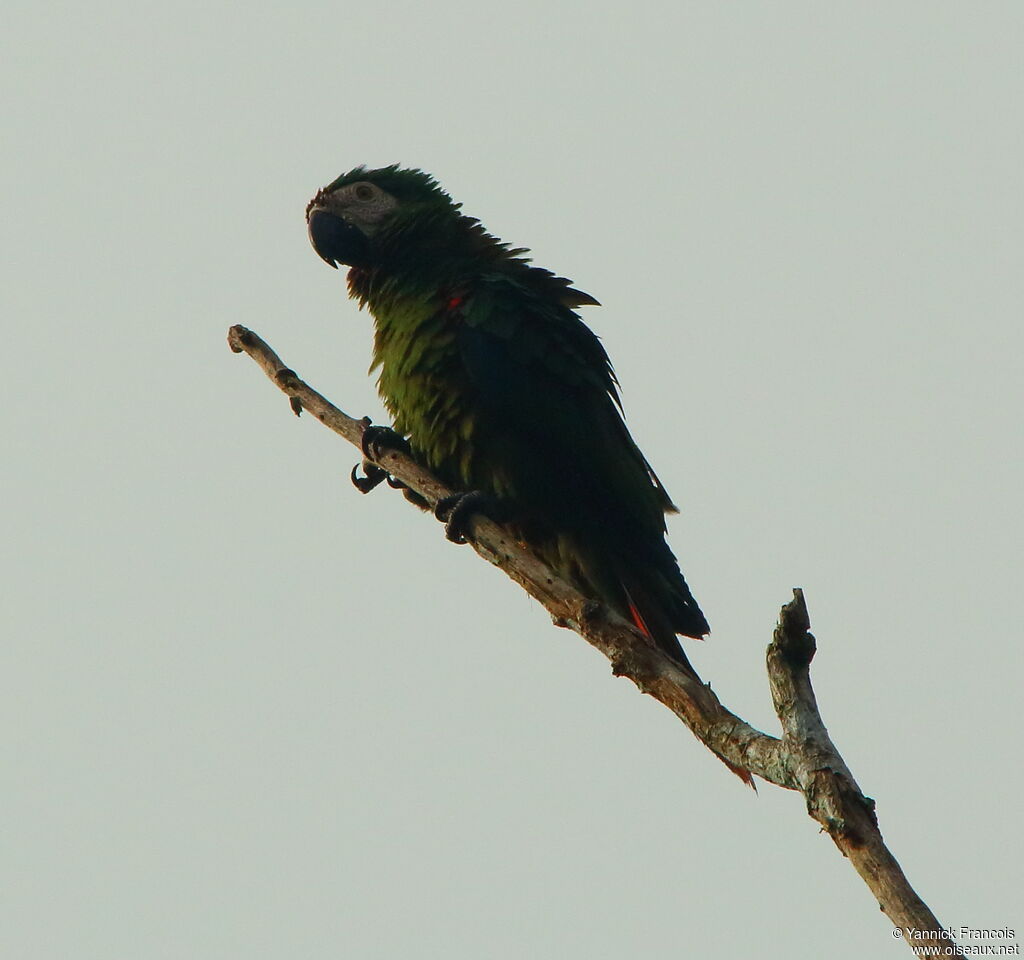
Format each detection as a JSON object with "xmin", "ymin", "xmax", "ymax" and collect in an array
[{"xmin": 627, "ymin": 598, "xmax": 652, "ymax": 638}]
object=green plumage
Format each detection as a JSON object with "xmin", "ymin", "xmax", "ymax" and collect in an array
[{"xmin": 307, "ymin": 165, "xmax": 709, "ymax": 672}]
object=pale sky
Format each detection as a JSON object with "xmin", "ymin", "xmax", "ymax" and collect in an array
[{"xmin": 4, "ymin": 2, "xmax": 1021, "ymax": 957}]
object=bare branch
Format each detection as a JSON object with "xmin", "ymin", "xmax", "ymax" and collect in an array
[
  {"xmin": 767, "ymin": 591, "xmax": 960, "ymax": 951},
  {"xmin": 228, "ymin": 325, "xmax": 787, "ymax": 782},
  {"xmin": 228, "ymin": 324, "xmax": 963, "ymax": 956}
]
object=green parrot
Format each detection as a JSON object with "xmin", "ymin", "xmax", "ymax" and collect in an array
[{"xmin": 306, "ymin": 166, "xmax": 709, "ymax": 676}]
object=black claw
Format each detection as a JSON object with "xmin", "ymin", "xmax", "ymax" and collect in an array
[
  {"xmin": 434, "ymin": 490, "xmax": 500, "ymax": 544},
  {"xmin": 351, "ymin": 461, "xmax": 388, "ymax": 494},
  {"xmin": 360, "ymin": 425, "xmax": 411, "ymax": 461},
  {"xmin": 350, "ymin": 423, "xmax": 412, "ymax": 497},
  {"xmin": 402, "ymin": 488, "xmax": 430, "ymax": 510}
]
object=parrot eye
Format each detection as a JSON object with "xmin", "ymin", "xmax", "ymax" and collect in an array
[{"xmin": 354, "ymin": 183, "xmax": 376, "ymax": 201}]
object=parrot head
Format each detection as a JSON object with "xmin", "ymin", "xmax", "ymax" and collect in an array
[{"xmin": 305, "ymin": 165, "xmax": 457, "ymax": 269}]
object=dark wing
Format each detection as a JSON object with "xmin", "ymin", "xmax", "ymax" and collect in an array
[{"xmin": 456, "ymin": 275, "xmax": 675, "ymax": 543}]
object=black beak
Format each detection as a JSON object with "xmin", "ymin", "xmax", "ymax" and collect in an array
[{"xmin": 307, "ymin": 207, "xmax": 370, "ymax": 269}]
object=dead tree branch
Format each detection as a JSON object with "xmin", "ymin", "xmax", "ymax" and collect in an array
[{"xmin": 227, "ymin": 323, "xmax": 962, "ymax": 956}]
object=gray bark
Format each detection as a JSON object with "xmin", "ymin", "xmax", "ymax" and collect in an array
[{"xmin": 228, "ymin": 324, "xmax": 963, "ymax": 957}]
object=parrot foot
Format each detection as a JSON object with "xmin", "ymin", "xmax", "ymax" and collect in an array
[
  {"xmin": 361, "ymin": 424, "xmax": 411, "ymax": 461},
  {"xmin": 349, "ymin": 462, "xmax": 429, "ymax": 509},
  {"xmin": 351, "ymin": 424, "xmax": 419, "ymax": 497},
  {"xmin": 350, "ymin": 461, "xmax": 389, "ymax": 494},
  {"xmin": 401, "ymin": 487, "xmax": 430, "ymax": 510},
  {"xmin": 433, "ymin": 491, "xmax": 505, "ymax": 544}
]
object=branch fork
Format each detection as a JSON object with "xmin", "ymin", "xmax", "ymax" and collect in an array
[{"xmin": 228, "ymin": 324, "xmax": 961, "ymax": 955}]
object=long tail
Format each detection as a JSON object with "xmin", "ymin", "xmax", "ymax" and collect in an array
[
  {"xmin": 552, "ymin": 534, "xmax": 755, "ymax": 788},
  {"xmin": 617, "ymin": 568, "xmax": 705, "ymax": 675},
  {"xmin": 622, "ymin": 581, "xmax": 756, "ymax": 791},
  {"xmin": 624, "ymin": 591, "xmax": 700, "ymax": 679}
]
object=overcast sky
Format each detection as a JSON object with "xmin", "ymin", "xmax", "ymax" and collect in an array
[{"xmin": 4, "ymin": 2, "xmax": 1021, "ymax": 957}]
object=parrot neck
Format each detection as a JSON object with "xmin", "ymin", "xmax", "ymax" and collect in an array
[
  {"xmin": 346, "ymin": 210, "xmax": 597, "ymax": 322},
  {"xmin": 347, "ymin": 212, "xmax": 513, "ymax": 309}
]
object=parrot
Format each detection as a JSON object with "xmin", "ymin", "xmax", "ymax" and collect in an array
[{"xmin": 306, "ymin": 165, "xmax": 710, "ymax": 678}]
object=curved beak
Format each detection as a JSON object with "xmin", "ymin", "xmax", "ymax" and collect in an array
[{"xmin": 306, "ymin": 205, "xmax": 370, "ymax": 269}]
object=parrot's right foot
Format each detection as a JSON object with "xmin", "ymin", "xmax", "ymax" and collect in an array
[{"xmin": 433, "ymin": 490, "xmax": 505, "ymax": 544}]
